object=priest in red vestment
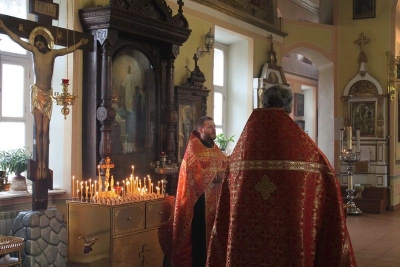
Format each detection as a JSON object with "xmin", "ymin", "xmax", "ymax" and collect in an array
[
  {"xmin": 207, "ymin": 86, "xmax": 356, "ymax": 267},
  {"xmin": 171, "ymin": 116, "xmax": 228, "ymax": 267}
]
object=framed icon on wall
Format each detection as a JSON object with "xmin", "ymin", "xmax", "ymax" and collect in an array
[{"xmin": 293, "ymin": 93, "xmax": 304, "ymax": 116}]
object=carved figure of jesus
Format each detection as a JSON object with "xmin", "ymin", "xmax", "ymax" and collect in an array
[{"xmin": 0, "ymin": 19, "xmax": 88, "ymax": 180}]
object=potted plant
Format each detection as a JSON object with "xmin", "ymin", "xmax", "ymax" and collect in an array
[
  {"xmin": 215, "ymin": 133, "xmax": 235, "ymax": 151},
  {"xmin": 0, "ymin": 147, "xmax": 32, "ymax": 193}
]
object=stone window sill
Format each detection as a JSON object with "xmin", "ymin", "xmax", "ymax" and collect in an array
[{"xmin": 0, "ymin": 189, "xmax": 65, "ymax": 207}]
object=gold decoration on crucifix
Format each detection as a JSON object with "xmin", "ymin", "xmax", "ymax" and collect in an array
[{"xmin": 100, "ymin": 157, "xmax": 114, "ymax": 192}]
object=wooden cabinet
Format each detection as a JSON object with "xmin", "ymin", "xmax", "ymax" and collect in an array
[
  {"xmin": 175, "ymin": 86, "xmax": 209, "ymax": 163},
  {"xmin": 67, "ymin": 197, "xmax": 173, "ymax": 267},
  {"xmin": 340, "ymin": 186, "xmax": 388, "ymax": 213},
  {"xmin": 79, "ymin": 1, "xmax": 191, "ymax": 180}
]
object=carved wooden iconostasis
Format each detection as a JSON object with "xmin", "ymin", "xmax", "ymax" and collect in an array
[
  {"xmin": 341, "ymin": 33, "xmax": 387, "ymax": 188},
  {"xmin": 253, "ymin": 35, "xmax": 289, "ymax": 108},
  {"xmin": 176, "ymin": 55, "xmax": 210, "ymax": 162},
  {"xmin": 79, "ymin": 0, "xmax": 191, "ymax": 183}
]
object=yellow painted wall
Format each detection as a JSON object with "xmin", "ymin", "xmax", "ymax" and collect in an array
[
  {"xmin": 338, "ymin": 0, "xmax": 400, "ymax": 208},
  {"xmin": 173, "ymin": 14, "xmax": 213, "ymax": 89},
  {"xmin": 337, "ymin": 0, "xmax": 391, "ymax": 96},
  {"xmin": 254, "ymin": 38, "xmax": 271, "ymax": 77},
  {"xmin": 284, "ymin": 24, "xmax": 332, "ymax": 54},
  {"xmin": 77, "ymin": 0, "xmax": 400, "ymax": 208}
]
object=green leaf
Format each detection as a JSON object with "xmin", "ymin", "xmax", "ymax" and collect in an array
[
  {"xmin": 0, "ymin": 147, "xmax": 32, "ymax": 175},
  {"xmin": 215, "ymin": 133, "xmax": 235, "ymax": 150}
]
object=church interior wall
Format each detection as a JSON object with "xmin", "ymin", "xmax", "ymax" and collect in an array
[
  {"xmin": 166, "ymin": 0, "xmax": 277, "ymax": 123},
  {"xmin": 5, "ymin": 0, "xmax": 400, "ymax": 221},
  {"xmin": 277, "ymin": 0, "xmax": 319, "ymax": 23},
  {"xmin": 285, "ymin": 74, "xmax": 318, "ymax": 143},
  {"xmin": 390, "ymin": 0, "xmax": 400, "ymax": 210},
  {"xmin": 281, "ymin": 19, "xmax": 336, "ymax": 165},
  {"xmin": 338, "ymin": 0, "xmax": 397, "ymax": 208}
]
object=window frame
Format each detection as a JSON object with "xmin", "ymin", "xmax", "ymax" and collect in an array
[
  {"xmin": 213, "ymin": 42, "xmax": 228, "ymax": 135},
  {"xmin": 0, "ymin": 51, "xmax": 34, "ymax": 152}
]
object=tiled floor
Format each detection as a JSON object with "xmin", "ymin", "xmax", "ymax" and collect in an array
[{"xmin": 347, "ymin": 209, "xmax": 400, "ymax": 266}]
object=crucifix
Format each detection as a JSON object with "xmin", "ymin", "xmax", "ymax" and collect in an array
[
  {"xmin": 0, "ymin": 0, "xmax": 93, "ymax": 211},
  {"xmin": 353, "ymin": 32, "xmax": 370, "ymax": 53},
  {"xmin": 100, "ymin": 157, "xmax": 115, "ymax": 192},
  {"xmin": 353, "ymin": 32, "xmax": 371, "ymax": 64}
]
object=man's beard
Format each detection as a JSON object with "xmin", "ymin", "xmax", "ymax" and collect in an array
[
  {"xmin": 203, "ymin": 132, "xmax": 216, "ymax": 142},
  {"xmin": 36, "ymin": 46, "xmax": 47, "ymax": 54}
]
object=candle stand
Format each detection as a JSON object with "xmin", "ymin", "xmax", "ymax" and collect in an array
[{"xmin": 340, "ymin": 149, "xmax": 362, "ymax": 215}]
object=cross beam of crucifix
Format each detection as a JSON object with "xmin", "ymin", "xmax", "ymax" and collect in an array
[
  {"xmin": 0, "ymin": 13, "xmax": 93, "ymax": 52},
  {"xmin": 1, "ymin": 0, "xmax": 93, "ymax": 211}
]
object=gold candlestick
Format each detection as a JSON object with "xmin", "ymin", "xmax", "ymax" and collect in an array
[{"xmin": 72, "ymin": 176, "xmax": 75, "ymax": 199}]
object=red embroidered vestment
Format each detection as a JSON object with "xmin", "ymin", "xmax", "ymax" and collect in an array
[{"xmin": 207, "ymin": 108, "xmax": 356, "ymax": 267}]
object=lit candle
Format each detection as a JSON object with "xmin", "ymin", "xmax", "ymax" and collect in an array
[
  {"xmin": 161, "ymin": 180, "xmax": 164, "ymax": 194},
  {"xmin": 72, "ymin": 176, "xmax": 75, "ymax": 199},
  {"xmin": 148, "ymin": 177, "xmax": 151, "ymax": 193},
  {"xmin": 356, "ymin": 128, "xmax": 360, "ymax": 152},
  {"xmin": 98, "ymin": 165, "xmax": 102, "ymax": 193},
  {"xmin": 339, "ymin": 129, "xmax": 344, "ymax": 152},
  {"xmin": 95, "ymin": 180, "xmax": 97, "ymax": 193},
  {"xmin": 89, "ymin": 179, "xmax": 92, "ymax": 197},
  {"xmin": 76, "ymin": 180, "xmax": 79, "ymax": 197},
  {"xmin": 347, "ymin": 126, "xmax": 352, "ymax": 150},
  {"xmin": 78, "ymin": 189, "xmax": 80, "ymax": 200},
  {"xmin": 130, "ymin": 177, "xmax": 133, "ymax": 193},
  {"xmin": 91, "ymin": 184, "xmax": 94, "ymax": 200},
  {"xmin": 80, "ymin": 182, "xmax": 83, "ymax": 200},
  {"xmin": 151, "ymin": 183, "xmax": 153, "ymax": 194},
  {"xmin": 86, "ymin": 185, "xmax": 88, "ymax": 201}
]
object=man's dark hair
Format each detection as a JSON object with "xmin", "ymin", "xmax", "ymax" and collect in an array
[
  {"xmin": 34, "ymin": 35, "xmax": 49, "ymax": 50},
  {"xmin": 197, "ymin": 116, "xmax": 213, "ymax": 130},
  {"xmin": 262, "ymin": 85, "xmax": 293, "ymax": 114}
]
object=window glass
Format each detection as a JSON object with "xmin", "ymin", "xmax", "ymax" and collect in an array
[
  {"xmin": 0, "ymin": 122, "xmax": 25, "ymax": 151},
  {"xmin": 214, "ymin": 92, "xmax": 223, "ymax": 125},
  {"xmin": 0, "ymin": 0, "xmax": 28, "ymax": 54},
  {"xmin": 2, "ymin": 64, "xmax": 24, "ymax": 117},
  {"xmin": 213, "ymin": 48, "xmax": 224, "ymax": 86}
]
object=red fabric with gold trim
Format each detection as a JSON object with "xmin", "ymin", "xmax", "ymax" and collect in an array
[
  {"xmin": 171, "ymin": 131, "xmax": 228, "ymax": 267},
  {"xmin": 207, "ymin": 108, "xmax": 356, "ymax": 267}
]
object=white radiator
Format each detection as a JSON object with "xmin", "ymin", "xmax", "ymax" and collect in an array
[{"xmin": 0, "ymin": 210, "xmax": 24, "ymax": 236}]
